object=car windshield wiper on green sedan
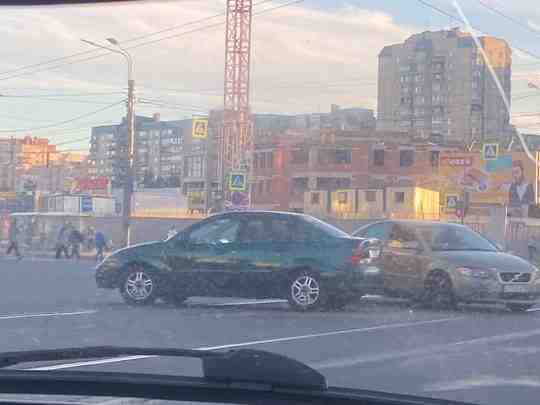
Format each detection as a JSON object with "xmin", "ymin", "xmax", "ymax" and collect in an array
[{"xmin": 0, "ymin": 346, "xmax": 475, "ymax": 405}]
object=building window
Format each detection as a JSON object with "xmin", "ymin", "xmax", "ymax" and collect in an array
[
  {"xmin": 335, "ymin": 150, "xmax": 351, "ymax": 164},
  {"xmin": 185, "ymin": 156, "xmax": 203, "ymax": 178},
  {"xmin": 399, "ymin": 150, "xmax": 414, "ymax": 167},
  {"xmin": 395, "ymin": 192, "xmax": 405, "ymax": 204},
  {"xmin": 316, "ymin": 177, "xmax": 350, "ymax": 190},
  {"xmin": 430, "ymin": 151, "xmax": 440, "ymax": 167},
  {"xmin": 267, "ymin": 152, "xmax": 274, "ymax": 169},
  {"xmin": 373, "ymin": 149, "xmax": 385, "ymax": 166},
  {"xmin": 292, "ymin": 177, "xmax": 308, "ymax": 194},
  {"xmin": 291, "ymin": 149, "xmax": 309, "ymax": 164},
  {"xmin": 259, "ymin": 152, "xmax": 266, "ymax": 169},
  {"xmin": 311, "ymin": 192, "xmax": 320, "ymax": 205},
  {"xmin": 265, "ymin": 179, "xmax": 272, "ymax": 194},
  {"xmin": 337, "ymin": 192, "xmax": 348, "ymax": 204},
  {"xmin": 336, "ymin": 178, "xmax": 351, "ymax": 189},
  {"xmin": 365, "ymin": 190, "xmax": 376, "ymax": 202}
]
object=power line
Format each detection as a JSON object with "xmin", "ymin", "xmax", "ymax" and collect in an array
[
  {"xmin": 0, "ymin": 0, "xmax": 276, "ymax": 78},
  {"xmin": 0, "ymin": 100, "xmax": 125, "ymax": 133},
  {"xmin": 55, "ymin": 136, "xmax": 90, "ymax": 147},
  {"xmin": 0, "ymin": 0, "xmax": 293, "ymax": 83},
  {"xmin": 475, "ymin": 0, "xmax": 540, "ymax": 39},
  {"xmin": 1, "ymin": 97, "xmax": 125, "ymax": 106},
  {"xmin": 0, "ymin": 91, "xmax": 125, "ymax": 98},
  {"xmin": 414, "ymin": 0, "xmax": 540, "ymax": 61}
]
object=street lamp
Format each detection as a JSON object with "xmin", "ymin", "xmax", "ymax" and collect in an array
[{"xmin": 82, "ymin": 37, "xmax": 135, "ymax": 247}]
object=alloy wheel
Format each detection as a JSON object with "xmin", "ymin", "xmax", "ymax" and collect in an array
[
  {"xmin": 124, "ymin": 267, "xmax": 154, "ymax": 301},
  {"xmin": 291, "ymin": 275, "xmax": 320, "ymax": 308}
]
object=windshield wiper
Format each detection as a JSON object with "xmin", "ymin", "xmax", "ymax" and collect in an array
[
  {"xmin": 0, "ymin": 346, "xmax": 475, "ymax": 405},
  {"xmin": 0, "ymin": 346, "xmax": 325, "ymax": 389}
]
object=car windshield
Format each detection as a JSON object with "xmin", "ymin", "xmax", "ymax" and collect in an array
[
  {"xmin": 418, "ymin": 225, "xmax": 498, "ymax": 252},
  {"xmin": 3, "ymin": 1, "xmax": 540, "ymax": 405}
]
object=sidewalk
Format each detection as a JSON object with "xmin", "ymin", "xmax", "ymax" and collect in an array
[{"xmin": 3, "ymin": 248, "xmax": 99, "ymax": 262}]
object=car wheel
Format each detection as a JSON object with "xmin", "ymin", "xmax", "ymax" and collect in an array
[
  {"xmin": 120, "ymin": 263, "xmax": 158, "ymax": 305},
  {"xmin": 506, "ymin": 303, "xmax": 533, "ymax": 312},
  {"xmin": 422, "ymin": 271, "xmax": 456, "ymax": 310},
  {"xmin": 288, "ymin": 271, "xmax": 323, "ymax": 311}
]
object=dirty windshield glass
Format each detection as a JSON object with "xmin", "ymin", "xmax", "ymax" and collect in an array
[{"xmin": 2, "ymin": 0, "xmax": 540, "ymax": 404}]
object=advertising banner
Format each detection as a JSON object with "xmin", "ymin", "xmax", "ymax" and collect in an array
[{"xmin": 438, "ymin": 152, "xmax": 537, "ymax": 206}]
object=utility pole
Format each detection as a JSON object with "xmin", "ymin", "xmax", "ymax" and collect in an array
[
  {"xmin": 82, "ymin": 37, "xmax": 135, "ymax": 246},
  {"xmin": 9, "ymin": 136, "xmax": 15, "ymax": 192},
  {"xmin": 46, "ymin": 149, "xmax": 53, "ymax": 193},
  {"xmin": 123, "ymin": 78, "xmax": 135, "ymax": 246}
]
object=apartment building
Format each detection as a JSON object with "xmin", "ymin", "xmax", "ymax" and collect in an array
[
  {"xmin": 378, "ymin": 28, "xmax": 512, "ymax": 146},
  {"xmin": 89, "ymin": 114, "xmax": 187, "ymax": 188},
  {"xmin": 252, "ymin": 105, "xmax": 376, "ymax": 139}
]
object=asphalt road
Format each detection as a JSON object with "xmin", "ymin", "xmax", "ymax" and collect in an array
[{"xmin": 1, "ymin": 257, "xmax": 540, "ymax": 405}]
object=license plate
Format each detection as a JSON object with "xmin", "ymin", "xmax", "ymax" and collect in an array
[{"xmin": 503, "ymin": 284, "xmax": 530, "ymax": 293}]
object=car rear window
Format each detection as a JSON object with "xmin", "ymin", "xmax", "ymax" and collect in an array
[{"xmin": 300, "ymin": 216, "xmax": 349, "ymax": 239}]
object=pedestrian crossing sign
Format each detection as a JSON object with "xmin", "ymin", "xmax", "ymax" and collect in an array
[
  {"xmin": 192, "ymin": 118, "xmax": 208, "ymax": 139},
  {"xmin": 482, "ymin": 143, "xmax": 499, "ymax": 161},
  {"xmin": 229, "ymin": 172, "xmax": 247, "ymax": 191}
]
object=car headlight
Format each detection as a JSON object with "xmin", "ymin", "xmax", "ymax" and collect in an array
[{"xmin": 456, "ymin": 267, "xmax": 494, "ymax": 279}]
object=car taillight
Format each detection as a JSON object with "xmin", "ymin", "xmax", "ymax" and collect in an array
[
  {"xmin": 351, "ymin": 245, "xmax": 365, "ymax": 265},
  {"xmin": 351, "ymin": 239, "xmax": 381, "ymax": 265}
]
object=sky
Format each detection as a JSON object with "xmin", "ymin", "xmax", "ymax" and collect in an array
[{"xmin": 1, "ymin": 0, "xmax": 540, "ymax": 151}]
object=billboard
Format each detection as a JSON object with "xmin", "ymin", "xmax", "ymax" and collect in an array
[
  {"xmin": 438, "ymin": 151, "xmax": 538, "ymax": 207},
  {"xmin": 74, "ymin": 177, "xmax": 109, "ymax": 192}
]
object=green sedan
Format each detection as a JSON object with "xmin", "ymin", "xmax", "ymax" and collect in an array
[
  {"xmin": 353, "ymin": 220, "xmax": 540, "ymax": 312},
  {"xmin": 96, "ymin": 211, "xmax": 383, "ymax": 311}
]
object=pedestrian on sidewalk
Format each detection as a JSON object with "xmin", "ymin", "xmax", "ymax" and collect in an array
[
  {"xmin": 69, "ymin": 227, "xmax": 84, "ymax": 261},
  {"xmin": 5, "ymin": 218, "xmax": 22, "ymax": 261},
  {"xmin": 56, "ymin": 221, "xmax": 71, "ymax": 259},
  {"xmin": 95, "ymin": 230, "xmax": 107, "ymax": 262}
]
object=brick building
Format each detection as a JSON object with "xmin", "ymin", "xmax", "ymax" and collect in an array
[{"xmin": 250, "ymin": 127, "xmax": 456, "ymax": 213}]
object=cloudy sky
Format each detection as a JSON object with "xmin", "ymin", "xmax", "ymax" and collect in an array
[{"xmin": 1, "ymin": 0, "xmax": 540, "ymax": 151}]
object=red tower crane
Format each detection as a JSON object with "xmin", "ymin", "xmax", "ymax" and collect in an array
[{"xmin": 219, "ymin": 0, "xmax": 252, "ymax": 208}]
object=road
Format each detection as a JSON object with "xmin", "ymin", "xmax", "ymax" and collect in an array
[{"xmin": 1, "ymin": 258, "xmax": 540, "ymax": 405}]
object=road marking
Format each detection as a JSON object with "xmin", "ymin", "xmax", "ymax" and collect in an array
[
  {"xmin": 28, "ymin": 316, "xmax": 463, "ymax": 371},
  {"xmin": 208, "ymin": 299, "xmax": 287, "ymax": 306},
  {"xmin": 313, "ymin": 325, "xmax": 540, "ymax": 370},
  {"xmin": 0, "ymin": 310, "xmax": 97, "ymax": 321},
  {"xmin": 424, "ymin": 375, "xmax": 540, "ymax": 392},
  {"xmin": 30, "ymin": 355, "xmax": 150, "ymax": 371}
]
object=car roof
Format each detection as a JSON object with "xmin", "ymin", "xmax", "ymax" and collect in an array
[
  {"xmin": 388, "ymin": 220, "xmax": 465, "ymax": 227},
  {"xmin": 212, "ymin": 210, "xmax": 308, "ymax": 219},
  {"xmin": 357, "ymin": 219, "xmax": 467, "ymax": 230}
]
